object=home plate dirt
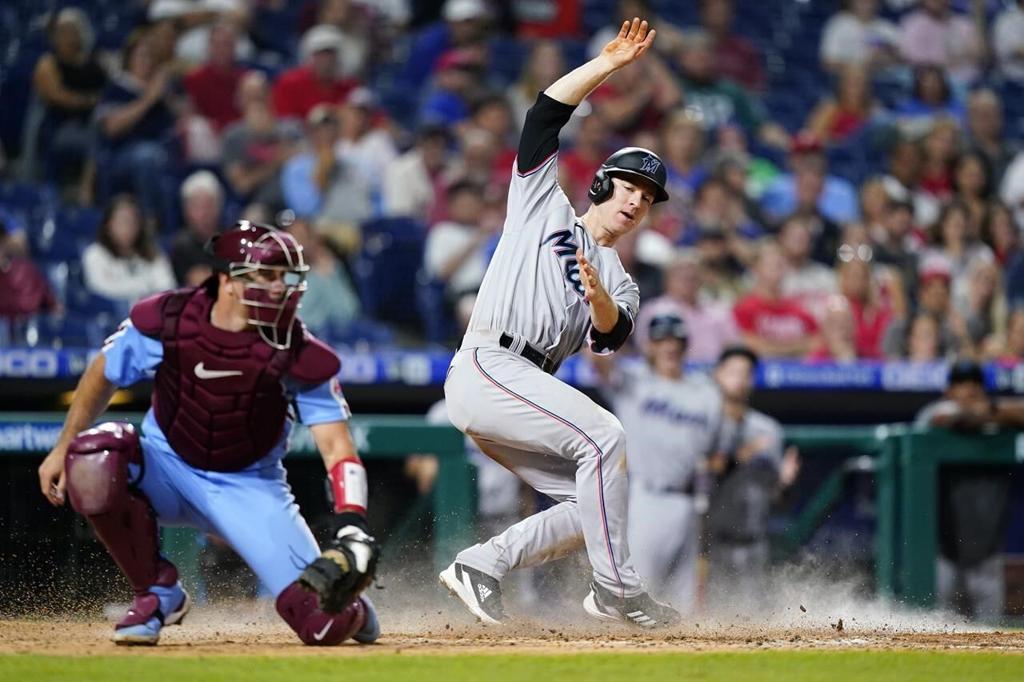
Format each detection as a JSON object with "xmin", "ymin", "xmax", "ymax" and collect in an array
[{"xmin": 2, "ymin": 613, "xmax": 1022, "ymax": 657}]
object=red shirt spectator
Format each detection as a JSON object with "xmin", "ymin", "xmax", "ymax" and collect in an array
[
  {"xmin": 734, "ymin": 241, "xmax": 820, "ymax": 358},
  {"xmin": 702, "ymin": 0, "xmax": 765, "ymax": 91},
  {"xmin": 517, "ymin": 0, "xmax": 582, "ymax": 38},
  {"xmin": 272, "ymin": 25, "xmax": 359, "ymax": 121},
  {"xmin": 734, "ymin": 295, "xmax": 819, "ymax": 347},
  {"xmin": 183, "ymin": 22, "xmax": 246, "ymax": 131},
  {"xmin": 848, "ymin": 296, "xmax": 891, "ymax": 359}
]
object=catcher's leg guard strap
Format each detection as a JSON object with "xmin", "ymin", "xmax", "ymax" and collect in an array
[
  {"xmin": 66, "ymin": 422, "xmax": 160, "ymax": 595},
  {"xmin": 276, "ymin": 582, "xmax": 366, "ymax": 646}
]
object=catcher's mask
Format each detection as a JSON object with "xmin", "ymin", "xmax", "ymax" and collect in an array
[{"xmin": 207, "ymin": 221, "xmax": 309, "ymax": 350}]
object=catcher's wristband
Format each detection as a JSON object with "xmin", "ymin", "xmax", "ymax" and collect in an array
[{"xmin": 327, "ymin": 459, "xmax": 368, "ymax": 517}]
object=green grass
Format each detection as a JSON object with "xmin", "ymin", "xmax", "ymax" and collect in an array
[{"xmin": 2, "ymin": 651, "xmax": 1022, "ymax": 682}]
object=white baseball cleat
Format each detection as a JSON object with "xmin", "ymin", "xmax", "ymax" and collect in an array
[
  {"xmin": 439, "ymin": 562, "xmax": 506, "ymax": 625},
  {"xmin": 583, "ymin": 581, "xmax": 680, "ymax": 629}
]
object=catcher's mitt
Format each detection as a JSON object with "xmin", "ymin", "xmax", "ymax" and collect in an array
[{"xmin": 298, "ymin": 526, "xmax": 379, "ymax": 613}]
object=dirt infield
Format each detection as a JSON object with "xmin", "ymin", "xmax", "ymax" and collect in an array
[{"xmin": 3, "ymin": 612, "xmax": 1023, "ymax": 657}]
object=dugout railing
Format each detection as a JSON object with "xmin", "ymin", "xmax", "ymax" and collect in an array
[{"xmin": 2, "ymin": 413, "xmax": 1022, "ymax": 608}]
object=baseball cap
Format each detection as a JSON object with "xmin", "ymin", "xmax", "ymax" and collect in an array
[
  {"xmin": 300, "ymin": 25, "xmax": 344, "ymax": 60},
  {"xmin": 948, "ymin": 359, "xmax": 984, "ymax": 387},
  {"xmin": 648, "ymin": 314, "xmax": 689, "ymax": 342},
  {"xmin": 443, "ymin": 0, "xmax": 489, "ymax": 22},
  {"xmin": 346, "ymin": 86, "xmax": 377, "ymax": 109},
  {"xmin": 790, "ymin": 130, "xmax": 824, "ymax": 156},
  {"xmin": 918, "ymin": 255, "xmax": 952, "ymax": 286}
]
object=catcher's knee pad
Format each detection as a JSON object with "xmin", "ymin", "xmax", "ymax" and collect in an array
[
  {"xmin": 66, "ymin": 421, "xmax": 142, "ymax": 516},
  {"xmin": 275, "ymin": 582, "xmax": 366, "ymax": 646}
]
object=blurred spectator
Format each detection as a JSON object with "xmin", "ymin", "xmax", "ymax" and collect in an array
[
  {"xmin": 635, "ymin": 250, "xmax": 738, "ymax": 363},
  {"xmin": 696, "ymin": 229, "xmax": 746, "ymax": 305},
  {"xmin": 898, "ymin": 0, "xmax": 983, "ymax": 89},
  {"xmin": 779, "ymin": 215, "xmax": 837, "ymax": 320},
  {"xmin": 805, "ymin": 65, "xmax": 881, "ymax": 144},
  {"xmin": 895, "ymin": 66, "xmax": 965, "ymax": 138},
  {"xmin": 760, "ymin": 133, "xmax": 859, "ymax": 233},
  {"xmin": 1001, "ymin": 150, "xmax": 1024, "ymax": 228},
  {"xmin": 836, "ymin": 254, "xmax": 894, "ymax": 359},
  {"xmin": 466, "ymin": 92, "xmax": 517, "ymax": 184},
  {"xmin": 508, "ymin": 41, "xmax": 574, "ymax": 135},
  {"xmin": 182, "ymin": 21, "xmax": 246, "ymax": 133},
  {"xmin": 965, "ymin": 89, "xmax": 1016, "ymax": 182},
  {"xmin": 733, "ymin": 241, "xmax": 820, "ymax": 358},
  {"xmin": 952, "ymin": 151, "xmax": 994, "ymax": 232},
  {"xmin": 272, "ymin": 25, "xmax": 359, "ymax": 121},
  {"xmin": 707, "ymin": 346, "xmax": 800, "ymax": 608},
  {"xmin": 419, "ymin": 48, "xmax": 489, "ymax": 128},
  {"xmin": 281, "ymin": 104, "xmax": 372, "ymax": 253},
  {"xmin": 820, "ymin": 0, "xmax": 900, "ymax": 74},
  {"xmin": 882, "ymin": 136, "xmax": 941, "ymax": 228},
  {"xmin": 700, "ymin": 0, "xmax": 764, "ymax": 92},
  {"xmin": 904, "ymin": 311, "xmax": 945, "ymax": 361},
  {"xmin": 336, "ymin": 87, "xmax": 399, "ymax": 203},
  {"xmin": 981, "ymin": 202, "xmax": 1020, "ymax": 267},
  {"xmin": 987, "ymin": 307, "xmax": 1024, "ymax": 362},
  {"xmin": 860, "ymin": 176, "xmax": 891, "ymax": 236},
  {"xmin": 423, "ymin": 180, "xmax": 494, "ymax": 301},
  {"xmin": 300, "ymin": 0, "xmax": 371, "ymax": 79},
  {"xmin": 808, "ymin": 294, "xmax": 858, "ymax": 362},
  {"xmin": 993, "ymin": 0, "xmax": 1024, "ymax": 82},
  {"xmin": 673, "ymin": 30, "xmax": 788, "ymax": 150},
  {"xmin": 94, "ymin": 31, "xmax": 185, "ymax": 225},
  {"xmin": 436, "ymin": 127, "xmax": 503, "ymax": 218},
  {"xmin": 953, "ymin": 259, "xmax": 1007, "ymax": 356},
  {"xmin": 0, "ymin": 220, "xmax": 58, "ymax": 328},
  {"xmin": 611, "ymin": 227, "xmax": 665, "ymax": 302},
  {"xmin": 286, "ymin": 218, "xmax": 360, "ymax": 338},
  {"xmin": 30, "ymin": 8, "xmax": 107, "ymax": 194},
  {"xmin": 221, "ymin": 71, "xmax": 302, "ymax": 208},
  {"xmin": 170, "ymin": 170, "xmax": 223, "ymax": 286},
  {"xmin": 681, "ymin": 178, "xmax": 763, "ymax": 266},
  {"xmin": 403, "ymin": 0, "xmax": 492, "ymax": 91},
  {"xmin": 659, "ymin": 109, "xmax": 709, "ymax": 214},
  {"xmin": 883, "ymin": 261, "xmax": 963, "ymax": 359},
  {"xmin": 559, "ymin": 110, "xmax": 614, "ymax": 210},
  {"xmin": 82, "ymin": 194, "xmax": 176, "ymax": 303},
  {"xmin": 588, "ymin": 48, "xmax": 681, "ymax": 139},
  {"xmin": 922, "ymin": 201, "xmax": 994, "ymax": 303},
  {"xmin": 382, "ymin": 123, "xmax": 452, "ymax": 219},
  {"xmin": 872, "ymin": 194, "xmax": 924, "ymax": 293},
  {"xmin": 918, "ymin": 117, "xmax": 962, "ymax": 203},
  {"xmin": 915, "ymin": 360, "xmax": 1022, "ymax": 623},
  {"xmin": 148, "ymin": 0, "xmax": 255, "ymax": 66}
]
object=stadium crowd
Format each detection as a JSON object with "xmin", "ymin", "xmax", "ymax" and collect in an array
[{"xmin": 1, "ymin": 0, "xmax": 1024, "ymax": 363}]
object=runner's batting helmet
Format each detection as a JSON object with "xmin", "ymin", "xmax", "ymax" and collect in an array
[{"xmin": 588, "ymin": 147, "xmax": 670, "ymax": 205}]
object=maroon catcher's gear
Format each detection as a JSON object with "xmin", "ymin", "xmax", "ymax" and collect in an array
[
  {"xmin": 65, "ymin": 422, "xmax": 164, "ymax": 595},
  {"xmin": 276, "ymin": 582, "xmax": 367, "ymax": 645},
  {"xmin": 129, "ymin": 287, "xmax": 340, "ymax": 472},
  {"xmin": 207, "ymin": 221, "xmax": 310, "ymax": 350}
]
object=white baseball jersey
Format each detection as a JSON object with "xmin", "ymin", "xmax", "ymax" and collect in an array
[
  {"xmin": 463, "ymin": 151, "xmax": 640, "ymax": 367},
  {"xmin": 603, "ymin": 364, "xmax": 723, "ymax": 490}
]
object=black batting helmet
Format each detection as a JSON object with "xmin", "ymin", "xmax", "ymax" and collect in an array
[{"xmin": 588, "ymin": 147, "xmax": 670, "ymax": 205}]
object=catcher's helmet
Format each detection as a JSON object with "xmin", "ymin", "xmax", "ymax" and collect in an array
[
  {"xmin": 588, "ymin": 147, "xmax": 670, "ymax": 205},
  {"xmin": 206, "ymin": 221, "xmax": 309, "ymax": 350}
]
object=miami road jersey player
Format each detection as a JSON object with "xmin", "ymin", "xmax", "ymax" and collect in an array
[
  {"xmin": 598, "ymin": 361, "xmax": 723, "ymax": 612},
  {"xmin": 92, "ymin": 289, "xmax": 378, "ymax": 644},
  {"xmin": 442, "ymin": 92, "xmax": 654, "ymax": 622}
]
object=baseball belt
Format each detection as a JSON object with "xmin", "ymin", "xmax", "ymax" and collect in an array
[{"xmin": 499, "ymin": 333, "xmax": 558, "ymax": 374}]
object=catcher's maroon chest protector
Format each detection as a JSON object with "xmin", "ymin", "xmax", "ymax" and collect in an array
[{"xmin": 136, "ymin": 287, "xmax": 296, "ymax": 471}]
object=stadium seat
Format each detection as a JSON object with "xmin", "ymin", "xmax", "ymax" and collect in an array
[
  {"xmin": 352, "ymin": 218, "xmax": 426, "ymax": 329},
  {"xmin": 415, "ymin": 270, "xmax": 456, "ymax": 344}
]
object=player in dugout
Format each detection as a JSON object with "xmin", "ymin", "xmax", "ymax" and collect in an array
[{"xmin": 37, "ymin": 221, "xmax": 380, "ymax": 646}]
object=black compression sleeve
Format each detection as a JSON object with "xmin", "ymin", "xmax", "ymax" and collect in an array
[
  {"xmin": 517, "ymin": 92, "xmax": 577, "ymax": 174},
  {"xmin": 589, "ymin": 306, "xmax": 634, "ymax": 353}
]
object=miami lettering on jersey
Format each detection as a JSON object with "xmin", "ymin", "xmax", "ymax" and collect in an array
[
  {"xmin": 542, "ymin": 229, "xmax": 585, "ymax": 300},
  {"xmin": 640, "ymin": 398, "xmax": 711, "ymax": 428}
]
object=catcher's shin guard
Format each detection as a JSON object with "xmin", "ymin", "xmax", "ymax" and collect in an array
[
  {"xmin": 66, "ymin": 422, "xmax": 162, "ymax": 595},
  {"xmin": 276, "ymin": 582, "xmax": 366, "ymax": 646}
]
